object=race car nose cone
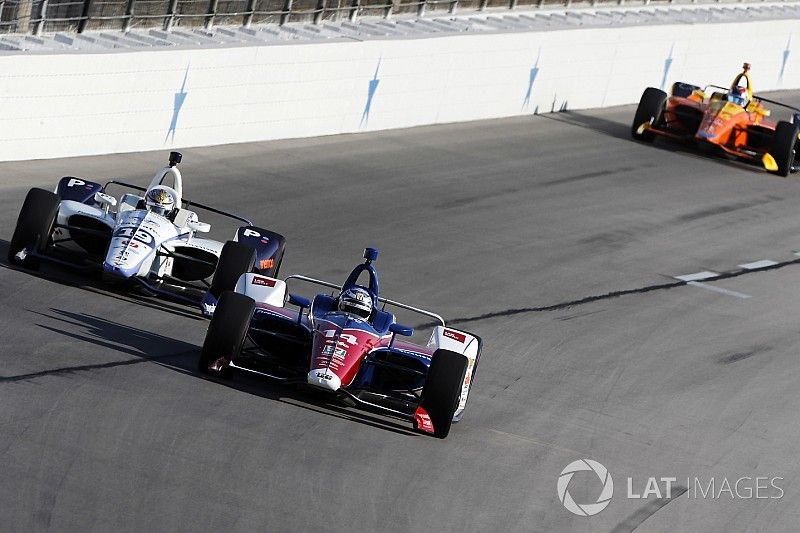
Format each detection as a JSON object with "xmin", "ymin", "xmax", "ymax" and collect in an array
[
  {"xmin": 102, "ymin": 261, "xmax": 136, "ymax": 279},
  {"xmin": 307, "ymin": 369, "xmax": 341, "ymax": 391}
]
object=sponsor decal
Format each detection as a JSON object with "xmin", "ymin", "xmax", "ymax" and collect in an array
[
  {"xmin": 67, "ymin": 178, "xmax": 85, "ymax": 188},
  {"xmin": 260, "ymin": 237, "xmax": 269, "ymax": 244},
  {"xmin": 414, "ymin": 406, "xmax": 435, "ymax": 434},
  {"xmin": 251, "ymin": 276, "xmax": 276, "ymax": 287},
  {"xmin": 315, "ymin": 371, "xmax": 334, "ymax": 381},
  {"xmin": 322, "ymin": 330, "xmax": 358, "ymax": 346},
  {"xmin": 242, "ymin": 228, "xmax": 261, "ymax": 238},
  {"xmin": 259, "ymin": 258, "xmax": 275, "ymax": 270},
  {"xmin": 443, "ymin": 329, "xmax": 466, "ymax": 343},
  {"xmin": 113, "ymin": 226, "xmax": 156, "ymax": 247}
]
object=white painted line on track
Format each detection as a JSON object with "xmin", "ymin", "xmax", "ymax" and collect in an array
[
  {"xmin": 674, "ymin": 271, "xmax": 719, "ymax": 282},
  {"xmin": 738, "ymin": 260, "xmax": 778, "ymax": 270},
  {"xmin": 687, "ymin": 281, "xmax": 751, "ymax": 299}
]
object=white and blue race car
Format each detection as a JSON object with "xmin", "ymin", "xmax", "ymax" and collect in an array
[{"xmin": 8, "ymin": 152, "xmax": 285, "ymax": 311}]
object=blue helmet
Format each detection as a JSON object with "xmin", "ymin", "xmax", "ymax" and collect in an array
[{"xmin": 728, "ymin": 86, "xmax": 748, "ymax": 107}]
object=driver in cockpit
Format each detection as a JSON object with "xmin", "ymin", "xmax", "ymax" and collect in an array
[
  {"xmin": 728, "ymin": 62, "xmax": 752, "ymax": 108},
  {"xmin": 338, "ymin": 287, "xmax": 373, "ymax": 321},
  {"xmin": 145, "ymin": 186, "xmax": 176, "ymax": 218}
]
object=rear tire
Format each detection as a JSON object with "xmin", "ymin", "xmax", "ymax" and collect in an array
[
  {"xmin": 199, "ymin": 291, "xmax": 255, "ymax": 378},
  {"xmin": 209, "ymin": 240, "xmax": 256, "ymax": 298},
  {"xmin": 769, "ymin": 121, "xmax": 799, "ymax": 177},
  {"xmin": 631, "ymin": 88, "xmax": 668, "ymax": 142},
  {"xmin": 8, "ymin": 188, "xmax": 60, "ymax": 269},
  {"xmin": 417, "ymin": 349, "xmax": 468, "ymax": 439}
]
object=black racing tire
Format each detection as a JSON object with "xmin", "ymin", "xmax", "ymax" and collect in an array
[
  {"xmin": 209, "ymin": 240, "xmax": 256, "ymax": 298},
  {"xmin": 198, "ymin": 291, "xmax": 255, "ymax": 378},
  {"xmin": 769, "ymin": 121, "xmax": 799, "ymax": 177},
  {"xmin": 631, "ymin": 88, "xmax": 668, "ymax": 142},
  {"xmin": 8, "ymin": 188, "xmax": 60, "ymax": 269},
  {"xmin": 417, "ymin": 349, "xmax": 469, "ymax": 439}
]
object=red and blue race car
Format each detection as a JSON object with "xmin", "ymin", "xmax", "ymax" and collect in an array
[{"xmin": 198, "ymin": 248, "xmax": 482, "ymax": 439}]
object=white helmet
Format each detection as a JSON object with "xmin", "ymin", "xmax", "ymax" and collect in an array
[
  {"xmin": 145, "ymin": 185, "xmax": 176, "ymax": 217},
  {"xmin": 338, "ymin": 287, "xmax": 373, "ymax": 319}
]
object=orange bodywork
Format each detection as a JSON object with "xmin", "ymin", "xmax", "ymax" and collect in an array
[{"xmin": 645, "ymin": 65, "xmax": 778, "ymax": 164}]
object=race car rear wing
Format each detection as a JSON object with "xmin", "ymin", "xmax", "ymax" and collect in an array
[
  {"xmin": 104, "ymin": 180, "xmax": 253, "ymax": 226},
  {"xmin": 284, "ymin": 274, "xmax": 446, "ymax": 327}
]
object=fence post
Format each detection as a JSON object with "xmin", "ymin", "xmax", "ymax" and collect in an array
[
  {"xmin": 33, "ymin": 0, "xmax": 47, "ymax": 34},
  {"xmin": 204, "ymin": 0, "xmax": 218, "ymax": 28},
  {"xmin": 280, "ymin": 0, "xmax": 292, "ymax": 24},
  {"xmin": 16, "ymin": 0, "xmax": 32, "ymax": 33},
  {"xmin": 165, "ymin": 0, "xmax": 178, "ymax": 30},
  {"xmin": 313, "ymin": 0, "xmax": 324, "ymax": 24},
  {"xmin": 243, "ymin": 0, "xmax": 256, "ymax": 26},
  {"xmin": 417, "ymin": 0, "xmax": 425, "ymax": 17},
  {"xmin": 123, "ymin": 0, "xmax": 136, "ymax": 31},
  {"xmin": 77, "ymin": 0, "xmax": 93, "ymax": 32},
  {"xmin": 348, "ymin": 0, "xmax": 358, "ymax": 21}
]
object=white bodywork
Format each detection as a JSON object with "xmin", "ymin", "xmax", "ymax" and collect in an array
[
  {"xmin": 52, "ymin": 165, "xmax": 225, "ymax": 281},
  {"xmin": 428, "ymin": 326, "xmax": 480, "ymax": 420},
  {"xmin": 234, "ymin": 273, "xmax": 287, "ymax": 306}
]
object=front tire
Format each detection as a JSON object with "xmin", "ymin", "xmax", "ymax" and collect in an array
[
  {"xmin": 416, "ymin": 349, "xmax": 469, "ymax": 439},
  {"xmin": 769, "ymin": 121, "xmax": 799, "ymax": 177},
  {"xmin": 209, "ymin": 240, "xmax": 256, "ymax": 298},
  {"xmin": 199, "ymin": 291, "xmax": 255, "ymax": 378},
  {"xmin": 8, "ymin": 188, "xmax": 60, "ymax": 269},
  {"xmin": 631, "ymin": 88, "xmax": 668, "ymax": 142}
]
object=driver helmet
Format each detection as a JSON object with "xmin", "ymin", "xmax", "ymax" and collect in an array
[
  {"xmin": 145, "ymin": 186, "xmax": 176, "ymax": 217},
  {"xmin": 728, "ymin": 86, "xmax": 748, "ymax": 107},
  {"xmin": 338, "ymin": 287, "xmax": 373, "ymax": 319}
]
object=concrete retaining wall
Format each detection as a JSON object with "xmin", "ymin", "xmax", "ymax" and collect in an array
[{"xmin": 0, "ymin": 18, "xmax": 797, "ymax": 161}]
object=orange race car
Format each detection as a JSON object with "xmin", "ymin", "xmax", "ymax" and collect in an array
[{"xmin": 631, "ymin": 63, "xmax": 800, "ymax": 177}]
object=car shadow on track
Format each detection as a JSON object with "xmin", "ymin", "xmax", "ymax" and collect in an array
[
  {"xmin": 540, "ymin": 110, "xmax": 631, "ymax": 141},
  {"xmin": 177, "ymin": 369, "xmax": 420, "ymax": 438},
  {"xmin": 0, "ymin": 239, "xmax": 205, "ymax": 321},
  {"xmin": 4, "ymin": 308, "xmax": 198, "ymax": 382},
  {"xmin": 19, "ymin": 307, "xmax": 417, "ymax": 437},
  {"xmin": 644, "ymin": 139, "xmax": 782, "ymax": 177}
]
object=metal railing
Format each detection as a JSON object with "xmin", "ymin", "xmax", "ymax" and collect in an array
[{"xmin": 0, "ymin": 0, "xmax": 789, "ymax": 35}]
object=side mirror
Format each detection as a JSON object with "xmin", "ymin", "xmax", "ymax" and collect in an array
[
  {"xmin": 288, "ymin": 294, "xmax": 311, "ymax": 325},
  {"xmin": 389, "ymin": 323, "xmax": 413, "ymax": 348},
  {"xmin": 288, "ymin": 293, "xmax": 311, "ymax": 309},
  {"xmin": 94, "ymin": 191, "xmax": 117, "ymax": 208},
  {"xmin": 187, "ymin": 220, "xmax": 210, "ymax": 233},
  {"xmin": 389, "ymin": 323, "xmax": 414, "ymax": 337}
]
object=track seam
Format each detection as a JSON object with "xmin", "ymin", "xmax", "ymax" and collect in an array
[{"xmin": 431, "ymin": 257, "xmax": 800, "ymax": 327}]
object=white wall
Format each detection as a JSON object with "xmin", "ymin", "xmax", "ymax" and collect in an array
[{"xmin": 0, "ymin": 18, "xmax": 797, "ymax": 161}]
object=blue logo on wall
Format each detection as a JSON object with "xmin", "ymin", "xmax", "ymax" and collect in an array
[
  {"xmin": 361, "ymin": 59, "xmax": 381, "ymax": 127},
  {"xmin": 166, "ymin": 65, "xmax": 189, "ymax": 143},
  {"xmin": 523, "ymin": 50, "xmax": 541, "ymax": 111},
  {"xmin": 661, "ymin": 44, "xmax": 674, "ymax": 91},
  {"xmin": 779, "ymin": 35, "xmax": 792, "ymax": 84}
]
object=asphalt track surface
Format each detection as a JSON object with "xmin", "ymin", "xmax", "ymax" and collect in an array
[{"xmin": 3, "ymin": 92, "xmax": 800, "ymax": 532}]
